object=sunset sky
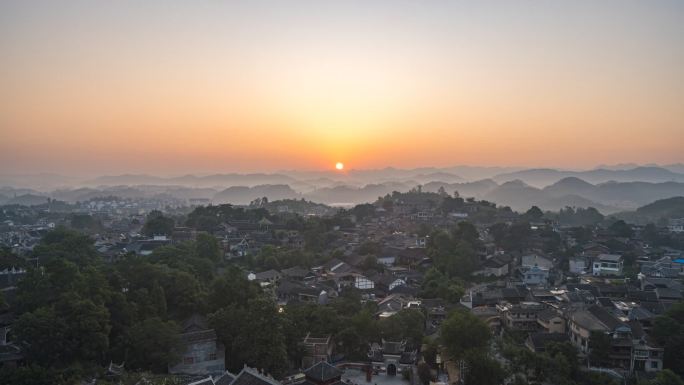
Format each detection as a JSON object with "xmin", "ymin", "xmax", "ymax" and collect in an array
[{"xmin": 1, "ymin": 1, "xmax": 683, "ymax": 175}]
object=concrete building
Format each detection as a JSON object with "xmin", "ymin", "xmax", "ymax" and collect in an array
[
  {"xmin": 498, "ymin": 302, "xmax": 546, "ymax": 332},
  {"xmin": 301, "ymin": 333, "xmax": 334, "ymax": 368},
  {"xmin": 169, "ymin": 315, "xmax": 225, "ymax": 375},
  {"xmin": 537, "ymin": 308, "xmax": 565, "ymax": 333},
  {"xmin": 569, "ymin": 257, "xmax": 588, "ymax": 275},
  {"xmin": 592, "ymin": 254, "xmax": 623, "ymax": 276}
]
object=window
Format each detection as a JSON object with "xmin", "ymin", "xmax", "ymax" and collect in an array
[
  {"xmin": 651, "ymin": 361, "xmax": 659, "ymax": 369},
  {"xmin": 208, "ymin": 352, "xmax": 217, "ymax": 361}
]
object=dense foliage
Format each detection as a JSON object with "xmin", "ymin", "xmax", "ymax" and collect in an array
[
  {"xmin": 652, "ymin": 302, "xmax": 684, "ymax": 377},
  {"xmin": 3, "ymin": 224, "xmax": 430, "ymax": 383}
]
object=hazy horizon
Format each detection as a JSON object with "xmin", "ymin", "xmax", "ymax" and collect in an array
[
  {"xmin": 1, "ymin": 162, "xmax": 684, "ymax": 179},
  {"xmin": 2, "ymin": 1, "xmax": 683, "ymax": 175}
]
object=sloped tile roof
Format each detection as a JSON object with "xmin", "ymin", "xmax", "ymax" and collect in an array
[{"xmin": 303, "ymin": 361, "xmax": 342, "ymax": 383}]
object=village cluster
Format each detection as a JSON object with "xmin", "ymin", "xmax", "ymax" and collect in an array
[{"xmin": 1, "ymin": 189, "xmax": 683, "ymax": 385}]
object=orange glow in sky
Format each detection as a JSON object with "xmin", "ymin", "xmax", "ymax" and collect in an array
[{"xmin": 0, "ymin": 1, "xmax": 682, "ymax": 175}]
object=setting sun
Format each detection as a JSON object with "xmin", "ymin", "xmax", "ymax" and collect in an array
[{"xmin": 335, "ymin": 162, "xmax": 344, "ymax": 170}]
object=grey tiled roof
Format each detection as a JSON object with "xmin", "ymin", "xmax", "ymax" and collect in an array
[
  {"xmin": 537, "ymin": 308, "xmax": 560, "ymax": 322},
  {"xmin": 231, "ymin": 367, "xmax": 281, "ymax": 385},
  {"xmin": 180, "ymin": 329, "xmax": 218, "ymax": 344},
  {"xmin": 656, "ymin": 287, "xmax": 683, "ymax": 300},
  {"xmin": 215, "ymin": 372, "xmax": 237, "ymax": 385},
  {"xmin": 303, "ymin": 361, "xmax": 342, "ymax": 382},
  {"xmin": 399, "ymin": 351, "xmax": 417, "ymax": 364},
  {"xmin": 527, "ymin": 332, "xmax": 569, "ymax": 351},
  {"xmin": 587, "ymin": 304, "xmax": 626, "ymax": 331},
  {"xmin": 571, "ymin": 309, "xmax": 609, "ymax": 332},
  {"xmin": 186, "ymin": 377, "xmax": 215, "ymax": 385},
  {"xmin": 382, "ymin": 340, "xmax": 404, "ymax": 355}
]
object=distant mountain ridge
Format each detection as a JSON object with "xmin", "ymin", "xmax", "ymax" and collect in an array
[
  {"xmin": 615, "ymin": 197, "xmax": 684, "ymax": 224},
  {"xmin": 213, "ymin": 184, "xmax": 300, "ymax": 205},
  {"xmin": 3, "ymin": 165, "xmax": 684, "ymax": 213},
  {"xmin": 4, "ymin": 165, "xmax": 683, "ymax": 190},
  {"xmin": 492, "ymin": 166, "xmax": 684, "ymax": 187},
  {"xmin": 3, "ymin": 194, "xmax": 50, "ymax": 206},
  {"xmin": 422, "ymin": 179, "xmax": 499, "ymax": 197},
  {"xmin": 87, "ymin": 173, "xmax": 297, "ymax": 188},
  {"xmin": 476, "ymin": 178, "xmax": 684, "ymax": 213}
]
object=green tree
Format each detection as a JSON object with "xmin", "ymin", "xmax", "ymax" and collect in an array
[
  {"xmin": 195, "ymin": 233, "xmax": 221, "ymax": 262},
  {"xmin": 211, "ymin": 297, "xmax": 288, "ymax": 377},
  {"xmin": 209, "ymin": 304, "xmax": 248, "ymax": 371},
  {"xmin": 32, "ymin": 227, "xmax": 99, "ymax": 266},
  {"xmin": 545, "ymin": 341, "xmax": 579, "ymax": 380},
  {"xmin": 642, "ymin": 223, "xmax": 660, "ymax": 243},
  {"xmin": 588, "ymin": 331, "xmax": 612, "ymax": 366},
  {"xmin": 142, "ymin": 210, "xmax": 174, "ymax": 237},
  {"xmin": 422, "ymin": 338, "xmax": 438, "ymax": 367},
  {"xmin": 507, "ymin": 222, "xmax": 532, "ymax": 251},
  {"xmin": 511, "ymin": 374, "xmax": 528, "ymax": 385},
  {"xmin": 524, "ymin": 206, "xmax": 544, "ymax": 222},
  {"xmin": 452, "ymin": 221, "xmax": 481, "ymax": 247},
  {"xmin": 335, "ymin": 327, "xmax": 363, "ymax": 360},
  {"xmin": 14, "ymin": 307, "xmax": 68, "ymax": 367},
  {"xmin": 15, "ymin": 264, "xmax": 63, "ymax": 313},
  {"xmin": 420, "ymin": 268, "xmax": 464, "ymax": 303},
  {"xmin": 440, "ymin": 195, "xmax": 465, "ymax": 213},
  {"xmin": 14, "ymin": 270, "xmax": 112, "ymax": 366},
  {"xmin": 162, "ymin": 270, "xmax": 204, "ymax": 319},
  {"xmin": 150, "ymin": 282, "xmax": 168, "ymax": 317},
  {"xmin": 358, "ymin": 241, "xmax": 382, "ymax": 255},
  {"xmin": 208, "ymin": 268, "xmax": 261, "ymax": 309},
  {"xmin": 0, "ymin": 366, "xmax": 68, "ymax": 385},
  {"xmin": 652, "ymin": 302, "xmax": 684, "ymax": 375},
  {"xmin": 608, "ymin": 219, "xmax": 634, "ymax": 238},
  {"xmin": 150, "ymin": 243, "xmax": 216, "ymax": 281},
  {"xmin": 70, "ymin": 214, "xmax": 102, "ymax": 232},
  {"xmin": 350, "ymin": 309, "xmax": 380, "ymax": 343},
  {"xmin": 463, "ymin": 350, "xmax": 506, "ymax": 385},
  {"xmin": 350, "ymin": 204, "xmax": 376, "ymax": 221},
  {"xmin": 55, "ymin": 295, "xmax": 111, "ymax": 363},
  {"xmin": 417, "ymin": 362, "xmax": 433, "ymax": 385},
  {"xmin": 106, "ymin": 291, "xmax": 136, "ymax": 362},
  {"xmin": 487, "ymin": 222, "xmax": 532, "ymax": 251},
  {"xmin": 330, "ymin": 288, "xmax": 363, "ymax": 315},
  {"xmin": 125, "ymin": 317, "xmax": 181, "ymax": 372},
  {"xmin": 428, "ymin": 229, "xmax": 479, "ymax": 279},
  {"xmin": 441, "ymin": 310, "xmax": 491, "ymax": 360},
  {"xmin": 648, "ymin": 369, "xmax": 684, "ymax": 385},
  {"xmin": 0, "ymin": 246, "xmax": 28, "ymax": 269},
  {"xmin": 488, "ymin": 222, "xmax": 509, "ymax": 247},
  {"xmin": 360, "ymin": 255, "xmax": 383, "ymax": 272}
]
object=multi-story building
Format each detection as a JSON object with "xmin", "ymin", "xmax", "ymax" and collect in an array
[
  {"xmin": 667, "ymin": 218, "xmax": 684, "ymax": 233},
  {"xmin": 169, "ymin": 315, "xmax": 225, "ymax": 375},
  {"xmin": 592, "ymin": 254, "xmax": 623, "ymax": 276},
  {"xmin": 631, "ymin": 323, "xmax": 664, "ymax": 373},
  {"xmin": 536, "ymin": 308, "xmax": 565, "ymax": 333},
  {"xmin": 498, "ymin": 302, "xmax": 546, "ymax": 331},
  {"xmin": 301, "ymin": 333, "xmax": 334, "ymax": 368}
]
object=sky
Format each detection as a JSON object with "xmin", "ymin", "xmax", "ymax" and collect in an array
[{"xmin": 1, "ymin": 0, "xmax": 683, "ymax": 176}]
